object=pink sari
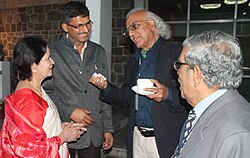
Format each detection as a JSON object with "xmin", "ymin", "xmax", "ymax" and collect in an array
[{"xmin": 0, "ymin": 89, "xmax": 69, "ymax": 158}]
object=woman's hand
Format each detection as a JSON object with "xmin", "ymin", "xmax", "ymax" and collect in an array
[{"xmin": 59, "ymin": 122, "xmax": 87, "ymax": 143}]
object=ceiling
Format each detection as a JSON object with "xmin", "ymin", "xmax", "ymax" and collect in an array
[{"xmin": 149, "ymin": 0, "xmax": 250, "ymax": 20}]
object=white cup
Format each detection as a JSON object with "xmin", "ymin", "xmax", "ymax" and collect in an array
[{"xmin": 137, "ymin": 79, "xmax": 154, "ymax": 92}]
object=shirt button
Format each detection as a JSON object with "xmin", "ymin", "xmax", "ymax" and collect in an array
[{"xmin": 79, "ymin": 70, "xmax": 82, "ymax": 74}]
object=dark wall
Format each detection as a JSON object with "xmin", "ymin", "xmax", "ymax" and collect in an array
[{"xmin": 0, "ymin": 0, "xmax": 135, "ymax": 86}]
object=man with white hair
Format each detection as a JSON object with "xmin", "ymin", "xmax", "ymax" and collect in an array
[
  {"xmin": 172, "ymin": 30, "xmax": 250, "ymax": 158},
  {"xmin": 90, "ymin": 8, "xmax": 190, "ymax": 158}
]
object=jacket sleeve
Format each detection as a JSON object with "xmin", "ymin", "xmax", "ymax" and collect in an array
[
  {"xmin": 43, "ymin": 44, "xmax": 77, "ymax": 122},
  {"xmin": 43, "ymin": 75, "xmax": 76, "ymax": 122},
  {"xmin": 216, "ymin": 132, "xmax": 250, "ymax": 158},
  {"xmin": 99, "ymin": 58, "xmax": 137, "ymax": 109},
  {"xmin": 99, "ymin": 47, "xmax": 114, "ymax": 133}
]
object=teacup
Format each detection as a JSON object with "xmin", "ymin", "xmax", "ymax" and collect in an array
[{"xmin": 137, "ymin": 79, "xmax": 154, "ymax": 92}]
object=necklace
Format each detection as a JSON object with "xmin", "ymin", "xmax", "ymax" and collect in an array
[{"xmin": 29, "ymin": 81, "xmax": 42, "ymax": 96}]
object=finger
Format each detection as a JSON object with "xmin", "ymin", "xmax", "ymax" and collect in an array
[
  {"xmin": 151, "ymin": 79, "xmax": 161, "ymax": 87},
  {"xmin": 85, "ymin": 118, "xmax": 94, "ymax": 125},
  {"xmin": 102, "ymin": 142, "xmax": 107, "ymax": 149},
  {"xmin": 89, "ymin": 75, "xmax": 98, "ymax": 82},
  {"xmin": 95, "ymin": 76, "xmax": 103, "ymax": 83},
  {"xmin": 78, "ymin": 130, "xmax": 85, "ymax": 135},
  {"xmin": 81, "ymin": 127, "xmax": 87, "ymax": 131},
  {"xmin": 88, "ymin": 77, "xmax": 94, "ymax": 82},
  {"xmin": 89, "ymin": 77, "xmax": 100, "ymax": 85},
  {"xmin": 78, "ymin": 118, "xmax": 89, "ymax": 126},
  {"xmin": 99, "ymin": 78, "xmax": 106, "ymax": 84},
  {"xmin": 93, "ymin": 78, "xmax": 100, "ymax": 85},
  {"xmin": 82, "ymin": 120, "xmax": 92, "ymax": 126},
  {"xmin": 105, "ymin": 142, "xmax": 112, "ymax": 149},
  {"xmin": 85, "ymin": 114, "xmax": 94, "ymax": 122},
  {"xmin": 72, "ymin": 123, "xmax": 84, "ymax": 127},
  {"xmin": 106, "ymin": 145, "xmax": 112, "ymax": 150},
  {"xmin": 99, "ymin": 78, "xmax": 103, "ymax": 84},
  {"xmin": 62, "ymin": 122, "xmax": 70, "ymax": 126},
  {"xmin": 95, "ymin": 78, "xmax": 100, "ymax": 83},
  {"xmin": 83, "ymin": 109, "xmax": 92, "ymax": 114},
  {"xmin": 99, "ymin": 80, "xmax": 107, "ymax": 89},
  {"xmin": 156, "ymin": 98, "xmax": 161, "ymax": 102},
  {"xmin": 83, "ymin": 116, "xmax": 94, "ymax": 125},
  {"xmin": 103, "ymin": 144, "xmax": 109, "ymax": 150},
  {"xmin": 72, "ymin": 124, "xmax": 85, "ymax": 130},
  {"xmin": 144, "ymin": 87, "xmax": 157, "ymax": 93}
]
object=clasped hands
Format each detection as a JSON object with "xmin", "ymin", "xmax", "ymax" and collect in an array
[
  {"xmin": 59, "ymin": 122, "xmax": 87, "ymax": 144},
  {"xmin": 69, "ymin": 106, "xmax": 114, "ymax": 150},
  {"xmin": 59, "ymin": 107, "xmax": 93, "ymax": 144}
]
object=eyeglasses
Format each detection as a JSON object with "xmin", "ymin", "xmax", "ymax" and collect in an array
[
  {"xmin": 123, "ymin": 20, "xmax": 148, "ymax": 37},
  {"xmin": 66, "ymin": 20, "xmax": 93, "ymax": 30},
  {"xmin": 173, "ymin": 61, "xmax": 189, "ymax": 70}
]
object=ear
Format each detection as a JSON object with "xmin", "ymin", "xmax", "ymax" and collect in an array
[
  {"xmin": 149, "ymin": 20, "xmax": 156, "ymax": 31},
  {"xmin": 31, "ymin": 63, "xmax": 37, "ymax": 73},
  {"xmin": 193, "ymin": 65, "xmax": 203, "ymax": 87},
  {"xmin": 61, "ymin": 23, "xmax": 68, "ymax": 33}
]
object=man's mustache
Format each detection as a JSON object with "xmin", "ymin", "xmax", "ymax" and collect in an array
[{"xmin": 79, "ymin": 30, "xmax": 92, "ymax": 35}]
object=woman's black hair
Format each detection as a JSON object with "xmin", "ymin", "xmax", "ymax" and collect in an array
[{"xmin": 12, "ymin": 36, "xmax": 47, "ymax": 80}]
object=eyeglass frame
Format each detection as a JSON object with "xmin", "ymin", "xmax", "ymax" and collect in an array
[
  {"xmin": 65, "ymin": 20, "xmax": 93, "ymax": 30},
  {"xmin": 123, "ymin": 19, "xmax": 150, "ymax": 37},
  {"xmin": 173, "ymin": 61, "xmax": 189, "ymax": 71}
]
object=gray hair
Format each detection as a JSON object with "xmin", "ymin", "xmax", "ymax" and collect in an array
[
  {"xmin": 126, "ymin": 8, "xmax": 171, "ymax": 40},
  {"xmin": 183, "ymin": 30, "xmax": 243, "ymax": 89}
]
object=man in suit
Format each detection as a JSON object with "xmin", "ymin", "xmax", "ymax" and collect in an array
[
  {"xmin": 43, "ymin": 2, "xmax": 113, "ymax": 158},
  {"xmin": 89, "ymin": 8, "xmax": 190, "ymax": 158},
  {"xmin": 172, "ymin": 30, "xmax": 250, "ymax": 158}
]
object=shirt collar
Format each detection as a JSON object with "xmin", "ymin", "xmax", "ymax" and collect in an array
[
  {"xmin": 135, "ymin": 36, "xmax": 164, "ymax": 60},
  {"xmin": 66, "ymin": 34, "xmax": 88, "ymax": 60},
  {"xmin": 193, "ymin": 89, "xmax": 228, "ymax": 124}
]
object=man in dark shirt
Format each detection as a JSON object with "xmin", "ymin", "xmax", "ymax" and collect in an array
[{"xmin": 90, "ymin": 8, "xmax": 190, "ymax": 158}]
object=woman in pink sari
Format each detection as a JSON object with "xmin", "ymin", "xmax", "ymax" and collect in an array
[{"xmin": 0, "ymin": 36, "xmax": 86, "ymax": 158}]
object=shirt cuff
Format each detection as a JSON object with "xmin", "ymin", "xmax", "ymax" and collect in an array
[
  {"xmin": 165, "ymin": 88, "xmax": 173, "ymax": 101},
  {"xmin": 102, "ymin": 83, "xmax": 111, "ymax": 97}
]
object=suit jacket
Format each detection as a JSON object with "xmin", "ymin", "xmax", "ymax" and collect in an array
[
  {"xmin": 43, "ymin": 35, "xmax": 113, "ymax": 149},
  {"xmin": 100, "ymin": 38, "xmax": 190, "ymax": 158},
  {"xmin": 179, "ymin": 89, "xmax": 250, "ymax": 158}
]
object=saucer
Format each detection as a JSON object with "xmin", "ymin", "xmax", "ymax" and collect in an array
[{"xmin": 131, "ymin": 86, "xmax": 155, "ymax": 95}]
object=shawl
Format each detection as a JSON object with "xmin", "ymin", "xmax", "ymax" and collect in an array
[{"xmin": 0, "ymin": 88, "xmax": 69, "ymax": 158}]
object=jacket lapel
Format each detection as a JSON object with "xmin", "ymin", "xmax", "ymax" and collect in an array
[{"xmin": 179, "ymin": 89, "xmax": 235, "ymax": 157}]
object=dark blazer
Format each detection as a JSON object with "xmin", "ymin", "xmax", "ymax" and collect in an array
[
  {"xmin": 178, "ymin": 89, "xmax": 250, "ymax": 158},
  {"xmin": 43, "ymin": 35, "xmax": 113, "ymax": 149},
  {"xmin": 100, "ymin": 38, "xmax": 190, "ymax": 158}
]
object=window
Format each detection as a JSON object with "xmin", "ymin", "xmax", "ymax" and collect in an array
[{"xmin": 149, "ymin": 0, "xmax": 250, "ymax": 67}]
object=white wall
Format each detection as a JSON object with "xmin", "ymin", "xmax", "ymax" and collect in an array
[
  {"xmin": 86, "ymin": 0, "xmax": 112, "ymax": 79},
  {"xmin": 0, "ymin": 62, "xmax": 10, "ymax": 101}
]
